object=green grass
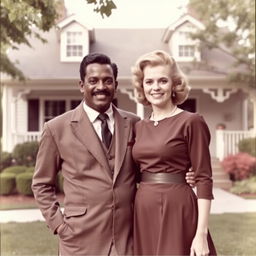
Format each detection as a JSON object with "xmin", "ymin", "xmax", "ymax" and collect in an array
[
  {"xmin": 209, "ymin": 213, "xmax": 256, "ymax": 255},
  {"xmin": 1, "ymin": 213, "xmax": 255, "ymax": 255},
  {"xmin": 1, "ymin": 221, "xmax": 58, "ymax": 256}
]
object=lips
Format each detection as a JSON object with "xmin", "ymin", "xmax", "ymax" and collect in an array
[{"xmin": 93, "ymin": 91, "xmax": 111, "ymax": 97}]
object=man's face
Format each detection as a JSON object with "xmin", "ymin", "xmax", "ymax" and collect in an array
[{"xmin": 79, "ymin": 63, "xmax": 117, "ymax": 113}]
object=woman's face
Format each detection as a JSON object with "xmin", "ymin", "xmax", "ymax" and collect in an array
[{"xmin": 143, "ymin": 64, "xmax": 173, "ymax": 108}]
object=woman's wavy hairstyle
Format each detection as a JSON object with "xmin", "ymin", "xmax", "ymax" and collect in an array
[{"xmin": 131, "ymin": 50, "xmax": 190, "ymax": 105}]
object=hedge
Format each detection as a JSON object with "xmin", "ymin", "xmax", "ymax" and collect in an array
[
  {"xmin": 12, "ymin": 141, "xmax": 39, "ymax": 166},
  {"xmin": 2, "ymin": 166, "xmax": 27, "ymax": 175},
  {"xmin": 26, "ymin": 167, "xmax": 35, "ymax": 173},
  {"xmin": 0, "ymin": 173, "xmax": 16, "ymax": 195},
  {"xmin": 238, "ymin": 137, "xmax": 256, "ymax": 157},
  {"xmin": 57, "ymin": 173, "xmax": 64, "ymax": 193},
  {"xmin": 16, "ymin": 172, "xmax": 34, "ymax": 196}
]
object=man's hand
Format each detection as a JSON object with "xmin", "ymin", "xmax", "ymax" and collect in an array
[{"xmin": 186, "ymin": 171, "xmax": 195, "ymax": 188}]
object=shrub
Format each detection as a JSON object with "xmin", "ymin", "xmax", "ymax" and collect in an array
[
  {"xmin": 0, "ymin": 173, "xmax": 16, "ymax": 195},
  {"xmin": 16, "ymin": 172, "xmax": 34, "ymax": 196},
  {"xmin": 57, "ymin": 172, "xmax": 64, "ymax": 193},
  {"xmin": 12, "ymin": 141, "xmax": 39, "ymax": 166},
  {"xmin": 221, "ymin": 152, "xmax": 256, "ymax": 181},
  {"xmin": 230, "ymin": 176, "xmax": 256, "ymax": 194},
  {"xmin": 238, "ymin": 137, "xmax": 256, "ymax": 157},
  {"xmin": 0, "ymin": 151, "xmax": 13, "ymax": 172},
  {"xmin": 26, "ymin": 166, "xmax": 35, "ymax": 173},
  {"xmin": 2, "ymin": 165, "xmax": 27, "ymax": 175}
]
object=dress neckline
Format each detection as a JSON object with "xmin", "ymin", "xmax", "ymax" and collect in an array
[{"xmin": 147, "ymin": 110, "xmax": 186, "ymax": 125}]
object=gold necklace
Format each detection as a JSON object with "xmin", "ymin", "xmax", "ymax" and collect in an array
[{"xmin": 152, "ymin": 106, "xmax": 177, "ymax": 126}]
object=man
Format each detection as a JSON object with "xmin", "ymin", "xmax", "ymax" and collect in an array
[{"xmin": 32, "ymin": 53, "xmax": 194, "ymax": 255}]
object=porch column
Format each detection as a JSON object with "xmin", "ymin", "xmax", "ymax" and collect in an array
[
  {"xmin": 216, "ymin": 129, "xmax": 225, "ymax": 160},
  {"xmin": 252, "ymin": 95, "xmax": 256, "ymax": 131}
]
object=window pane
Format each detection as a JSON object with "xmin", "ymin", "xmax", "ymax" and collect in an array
[
  {"xmin": 179, "ymin": 45, "xmax": 195, "ymax": 57},
  {"xmin": 28, "ymin": 99, "xmax": 39, "ymax": 131},
  {"xmin": 44, "ymin": 100, "xmax": 66, "ymax": 122}
]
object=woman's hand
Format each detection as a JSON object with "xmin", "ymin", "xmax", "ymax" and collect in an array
[{"xmin": 190, "ymin": 233, "xmax": 209, "ymax": 256}]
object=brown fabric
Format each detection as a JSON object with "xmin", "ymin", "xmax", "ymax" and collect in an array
[
  {"xmin": 132, "ymin": 111, "xmax": 216, "ymax": 255},
  {"xmin": 32, "ymin": 102, "xmax": 140, "ymax": 256}
]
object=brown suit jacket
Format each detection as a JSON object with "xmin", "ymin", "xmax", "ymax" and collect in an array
[{"xmin": 32, "ymin": 102, "xmax": 140, "ymax": 255}]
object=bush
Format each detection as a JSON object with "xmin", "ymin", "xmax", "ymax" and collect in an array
[
  {"xmin": 238, "ymin": 137, "xmax": 256, "ymax": 157},
  {"xmin": 0, "ymin": 151, "xmax": 13, "ymax": 171},
  {"xmin": 230, "ymin": 176, "xmax": 256, "ymax": 194},
  {"xmin": 221, "ymin": 152, "xmax": 256, "ymax": 181},
  {"xmin": 16, "ymin": 172, "xmax": 34, "ymax": 196},
  {"xmin": 57, "ymin": 172, "xmax": 64, "ymax": 193},
  {"xmin": 12, "ymin": 141, "xmax": 39, "ymax": 166},
  {"xmin": 2, "ymin": 165, "xmax": 27, "ymax": 175},
  {"xmin": 26, "ymin": 166, "xmax": 35, "ymax": 173},
  {"xmin": 0, "ymin": 173, "xmax": 16, "ymax": 195}
]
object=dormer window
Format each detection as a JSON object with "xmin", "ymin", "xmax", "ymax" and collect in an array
[
  {"xmin": 66, "ymin": 31, "xmax": 83, "ymax": 57},
  {"xmin": 179, "ymin": 45, "xmax": 195, "ymax": 57},
  {"xmin": 58, "ymin": 18, "xmax": 91, "ymax": 62},
  {"xmin": 162, "ymin": 14, "xmax": 205, "ymax": 63}
]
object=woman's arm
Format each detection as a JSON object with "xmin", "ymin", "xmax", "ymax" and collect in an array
[{"xmin": 190, "ymin": 199, "xmax": 211, "ymax": 256}]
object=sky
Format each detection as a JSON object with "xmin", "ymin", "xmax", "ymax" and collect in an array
[{"xmin": 64, "ymin": 0, "xmax": 189, "ymax": 28}]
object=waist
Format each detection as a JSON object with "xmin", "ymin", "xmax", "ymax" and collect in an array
[{"xmin": 141, "ymin": 171, "xmax": 186, "ymax": 184}]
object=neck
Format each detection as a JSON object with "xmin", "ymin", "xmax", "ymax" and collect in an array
[{"xmin": 151, "ymin": 104, "xmax": 177, "ymax": 121}]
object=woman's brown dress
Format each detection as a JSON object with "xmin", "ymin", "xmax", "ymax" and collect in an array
[{"xmin": 132, "ymin": 111, "xmax": 217, "ymax": 255}]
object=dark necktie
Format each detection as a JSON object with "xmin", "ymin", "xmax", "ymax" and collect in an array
[{"xmin": 98, "ymin": 113, "xmax": 112, "ymax": 149}]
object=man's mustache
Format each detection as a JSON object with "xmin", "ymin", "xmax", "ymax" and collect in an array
[{"xmin": 92, "ymin": 90, "xmax": 111, "ymax": 96}]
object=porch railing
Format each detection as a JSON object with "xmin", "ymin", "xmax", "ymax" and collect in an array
[
  {"xmin": 12, "ymin": 132, "xmax": 41, "ymax": 147},
  {"xmin": 216, "ymin": 129, "xmax": 255, "ymax": 160}
]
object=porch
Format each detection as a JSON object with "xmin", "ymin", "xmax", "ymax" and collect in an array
[{"xmin": 12, "ymin": 129, "xmax": 255, "ymax": 160}]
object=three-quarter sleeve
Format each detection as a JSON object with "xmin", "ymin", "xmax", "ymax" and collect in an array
[{"xmin": 185, "ymin": 114, "xmax": 214, "ymax": 200}]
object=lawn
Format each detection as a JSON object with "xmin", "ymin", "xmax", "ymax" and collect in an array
[{"xmin": 1, "ymin": 213, "xmax": 256, "ymax": 255}]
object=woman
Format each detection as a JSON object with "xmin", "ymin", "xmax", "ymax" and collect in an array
[{"xmin": 131, "ymin": 50, "xmax": 217, "ymax": 255}]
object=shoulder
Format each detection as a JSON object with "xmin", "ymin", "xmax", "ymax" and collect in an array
[{"xmin": 181, "ymin": 111, "xmax": 207, "ymax": 125}]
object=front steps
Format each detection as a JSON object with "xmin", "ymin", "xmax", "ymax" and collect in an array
[{"xmin": 211, "ymin": 157, "xmax": 232, "ymax": 190}]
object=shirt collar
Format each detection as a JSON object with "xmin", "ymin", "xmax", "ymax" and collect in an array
[{"xmin": 83, "ymin": 101, "xmax": 114, "ymax": 123}]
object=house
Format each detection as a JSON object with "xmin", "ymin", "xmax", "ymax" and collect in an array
[{"xmin": 2, "ymin": 11, "xmax": 255, "ymax": 166}]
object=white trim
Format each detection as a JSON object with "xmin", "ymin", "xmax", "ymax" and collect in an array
[
  {"xmin": 202, "ymin": 88, "xmax": 238, "ymax": 102},
  {"xmin": 162, "ymin": 14, "xmax": 205, "ymax": 43}
]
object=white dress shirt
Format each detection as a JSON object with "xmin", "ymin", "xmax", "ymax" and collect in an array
[{"xmin": 83, "ymin": 102, "xmax": 115, "ymax": 142}]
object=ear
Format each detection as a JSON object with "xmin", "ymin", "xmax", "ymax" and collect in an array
[{"xmin": 79, "ymin": 80, "xmax": 84, "ymax": 93}]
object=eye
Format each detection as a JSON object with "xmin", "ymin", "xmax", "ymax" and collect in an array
[
  {"xmin": 144, "ymin": 79, "xmax": 153, "ymax": 85},
  {"xmin": 104, "ymin": 78, "xmax": 114, "ymax": 85},
  {"xmin": 88, "ymin": 78, "xmax": 97, "ymax": 85},
  {"xmin": 159, "ymin": 78, "xmax": 168, "ymax": 84}
]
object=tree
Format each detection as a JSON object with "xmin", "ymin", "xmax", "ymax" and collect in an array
[
  {"xmin": 189, "ymin": 0, "xmax": 255, "ymax": 89},
  {"xmin": 0, "ymin": 0, "xmax": 61, "ymax": 80},
  {"xmin": 85, "ymin": 0, "xmax": 116, "ymax": 18}
]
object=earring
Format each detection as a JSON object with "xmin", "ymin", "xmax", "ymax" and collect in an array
[{"xmin": 172, "ymin": 91, "xmax": 176, "ymax": 98}]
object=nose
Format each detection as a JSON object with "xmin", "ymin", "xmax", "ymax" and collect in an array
[
  {"xmin": 152, "ymin": 81, "xmax": 160, "ymax": 90},
  {"xmin": 97, "ymin": 80, "xmax": 105, "ymax": 89}
]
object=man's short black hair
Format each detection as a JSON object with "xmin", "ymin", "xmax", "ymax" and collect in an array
[{"xmin": 79, "ymin": 53, "xmax": 118, "ymax": 81}]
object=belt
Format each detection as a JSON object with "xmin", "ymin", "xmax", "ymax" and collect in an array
[{"xmin": 141, "ymin": 171, "xmax": 186, "ymax": 184}]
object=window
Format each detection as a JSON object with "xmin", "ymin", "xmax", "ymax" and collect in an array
[
  {"xmin": 59, "ymin": 22, "xmax": 90, "ymax": 62},
  {"xmin": 44, "ymin": 100, "xmax": 66, "ymax": 123},
  {"xmin": 179, "ymin": 45, "xmax": 195, "ymax": 57},
  {"xmin": 66, "ymin": 32, "xmax": 83, "ymax": 57},
  {"xmin": 28, "ymin": 99, "xmax": 39, "ymax": 131}
]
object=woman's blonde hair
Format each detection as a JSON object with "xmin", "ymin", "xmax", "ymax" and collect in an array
[{"xmin": 131, "ymin": 50, "xmax": 190, "ymax": 105}]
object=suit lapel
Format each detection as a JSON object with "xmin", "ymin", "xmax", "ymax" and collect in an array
[
  {"xmin": 113, "ymin": 107, "xmax": 130, "ymax": 184},
  {"xmin": 70, "ymin": 103, "xmax": 112, "ymax": 181}
]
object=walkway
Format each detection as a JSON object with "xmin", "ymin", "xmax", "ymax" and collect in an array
[{"xmin": 1, "ymin": 188, "xmax": 256, "ymax": 223}]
